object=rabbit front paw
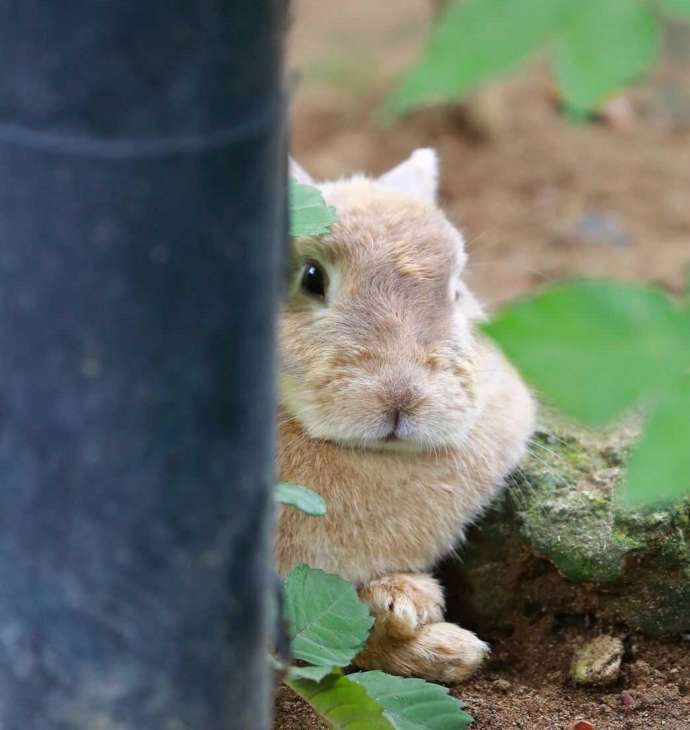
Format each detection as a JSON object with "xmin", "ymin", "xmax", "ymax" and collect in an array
[
  {"xmin": 355, "ymin": 622, "xmax": 490, "ymax": 684},
  {"xmin": 358, "ymin": 572, "xmax": 445, "ymax": 640}
]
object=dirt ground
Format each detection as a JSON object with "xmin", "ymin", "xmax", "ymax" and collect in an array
[
  {"xmin": 276, "ymin": 2, "xmax": 690, "ymax": 727},
  {"xmin": 275, "ymin": 627, "xmax": 690, "ymax": 730}
]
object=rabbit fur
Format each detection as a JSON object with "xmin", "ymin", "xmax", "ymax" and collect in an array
[{"xmin": 277, "ymin": 149, "xmax": 536, "ymax": 683}]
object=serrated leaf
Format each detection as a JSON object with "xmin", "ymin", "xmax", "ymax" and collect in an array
[
  {"xmin": 350, "ymin": 671, "xmax": 473, "ymax": 729},
  {"xmin": 383, "ymin": 0, "xmax": 564, "ymax": 118},
  {"xmin": 276, "ymin": 482, "xmax": 326, "ymax": 516},
  {"xmin": 286, "ymin": 565, "xmax": 374, "ymax": 668},
  {"xmin": 287, "ymin": 673, "xmax": 393, "ymax": 730},
  {"xmin": 660, "ymin": 0, "xmax": 690, "ymax": 18},
  {"xmin": 622, "ymin": 375, "xmax": 690, "ymax": 505},
  {"xmin": 289, "ymin": 180, "xmax": 337, "ymax": 238},
  {"xmin": 555, "ymin": 0, "xmax": 661, "ymax": 113},
  {"xmin": 288, "ymin": 664, "xmax": 334, "ymax": 682},
  {"xmin": 483, "ymin": 281, "xmax": 689, "ymax": 427}
]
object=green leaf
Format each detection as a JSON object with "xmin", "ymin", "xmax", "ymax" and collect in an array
[
  {"xmin": 623, "ymin": 375, "xmax": 690, "ymax": 505},
  {"xmin": 483, "ymin": 280, "xmax": 689, "ymax": 427},
  {"xmin": 285, "ymin": 565, "xmax": 374, "ymax": 668},
  {"xmin": 276, "ymin": 482, "xmax": 326, "ymax": 516},
  {"xmin": 287, "ymin": 673, "xmax": 393, "ymax": 730},
  {"xmin": 289, "ymin": 180, "xmax": 337, "ymax": 238},
  {"xmin": 288, "ymin": 664, "xmax": 334, "ymax": 682},
  {"xmin": 555, "ymin": 0, "xmax": 661, "ymax": 113},
  {"xmin": 383, "ymin": 0, "xmax": 564, "ymax": 118},
  {"xmin": 659, "ymin": 0, "xmax": 690, "ymax": 19},
  {"xmin": 350, "ymin": 671, "xmax": 474, "ymax": 729}
]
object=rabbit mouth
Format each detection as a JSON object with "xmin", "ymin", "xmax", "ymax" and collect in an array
[
  {"xmin": 337, "ymin": 438, "xmax": 425, "ymax": 454},
  {"xmin": 331, "ymin": 410, "xmax": 445, "ymax": 452},
  {"xmin": 335, "ymin": 430, "xmax": 433, "ymax": 454}
]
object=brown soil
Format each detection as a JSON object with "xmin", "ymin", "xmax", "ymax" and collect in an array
[
  {"xmin": 454, "ymin": 622, "xmax": 690, "ymax": 729},
  {"xmin": 276, "ymin": 2, "xmax": 690, "ymax": 727},
  {"xmin": 275, "ymin": 625, "xmax": 690, "ymax": 729}
]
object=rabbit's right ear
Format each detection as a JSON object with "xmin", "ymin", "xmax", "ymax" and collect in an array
[
  {"xmin": 289, "ymin": 157, "xmax": 314, "ymax": 185},
  {"xmin": 378, "ymin": 148, "xmax": 439, "ymax": 203}
]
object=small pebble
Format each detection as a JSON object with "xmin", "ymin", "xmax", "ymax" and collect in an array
[
  {"xmin": 493, "ymin": 678, "xmax": 511, "ymax": 693},
  {"xmin": 620, "ymin": 690, "xmax": 635, "ymax": 708},
  {"xmin": 574, "ymin": 212, "xmax": 630, "ymax": 248},
  {"xmin": 570, "ymin": 635, "xmax": 625, "ymax": 687},
  {"xmin": 632, "ymin": 659, "xmax": 651, "ymax": 677},
  {"xmin": 600, "ymin": 95, "xmax": 638, "ymax": 131},
  {"xmin": 568, "ymin": 721, "xmax": 595, "ymax": 730}
]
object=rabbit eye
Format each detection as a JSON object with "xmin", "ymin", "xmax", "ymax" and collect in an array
[{"xmin": 301, "ymin": 260, "xmax": 328, "ymax": 300}]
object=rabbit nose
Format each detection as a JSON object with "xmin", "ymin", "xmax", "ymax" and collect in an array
[{"xmin": 382, "ymin": 382, "xmax": 423, "ymax": 419}]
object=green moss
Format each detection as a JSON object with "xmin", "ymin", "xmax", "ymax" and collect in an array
[
  {"xmin": 457, "ymin": 414, "xmax": 690, "ymax": 636},
  {"xmin": 519, "ymin": 505, "xmax": 633, "ymax": 582},
  {"xmin": 658, "ymin": 531, "xmax": 689, "ymax": 564},
  {"xmin": 514, "ymin": 416, "xmax": 690, "ymax": 583}
]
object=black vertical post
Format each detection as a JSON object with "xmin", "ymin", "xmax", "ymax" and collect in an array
[{"xmin": 0, "ymin": 2, "xmax": 285, "ymax": 728}]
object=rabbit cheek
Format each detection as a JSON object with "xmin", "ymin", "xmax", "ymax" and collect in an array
[{"xmin": 420, "ymin": 365, "xmax": 479, "ymax": 447}]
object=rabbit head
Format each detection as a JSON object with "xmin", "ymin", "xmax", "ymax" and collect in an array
[{"xmin": 281, "ymin": 149, "xmax": 486, "ymax": 452}]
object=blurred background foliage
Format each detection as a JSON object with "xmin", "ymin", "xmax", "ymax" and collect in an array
[{"xmin": 386, "ymin": 0, "xmax": 690, "ymax": 119}]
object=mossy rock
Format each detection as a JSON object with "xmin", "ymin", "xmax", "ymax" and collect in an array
[{"xmin": 442, "ymin": 415, "xmax": 690, "ymax": 637}]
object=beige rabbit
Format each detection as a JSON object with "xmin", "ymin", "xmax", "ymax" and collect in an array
[{"xmin": 276, "ymin": 149, "xmax": 535, "ymax": 683}]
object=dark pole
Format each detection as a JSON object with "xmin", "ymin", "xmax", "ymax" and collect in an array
[{"xmin": 0, "ymin": 2, "xmax": 285, "ymax": 728}]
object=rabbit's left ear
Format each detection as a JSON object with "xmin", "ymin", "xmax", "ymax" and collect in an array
[
  {"xmin": 378, "ymin": 148, "xmax": 439, "ymax": 203},
  {"xmin": 289, "ymin": 157, "xmax": 314, "ymax": 185}
]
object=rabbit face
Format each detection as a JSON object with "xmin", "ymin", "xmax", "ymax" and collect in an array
[{"xmin": 280, "ymin": 151, "xmax": 486, "ymax": 453}]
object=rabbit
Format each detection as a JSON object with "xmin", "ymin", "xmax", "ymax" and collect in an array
[{"xmin": 276, "ymin": 148, "xmax": 536, "ymax": 683}]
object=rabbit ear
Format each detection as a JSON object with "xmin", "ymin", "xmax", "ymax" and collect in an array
[
  {"xmin": 378, "ymin": 148, "xmax": 439, "ymax": 203},
  {"xmin": 289, "ymin": 157, "xmax": 314, "ymax": 185},
  {"xmin": 456, "ymin": 280, "xmax": 487, "ymax": 322}
]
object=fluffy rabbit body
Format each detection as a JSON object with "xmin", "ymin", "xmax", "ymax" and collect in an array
[{"xmin": 276, "ymin": 150, "xmax": 535, "ymax": 682}]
